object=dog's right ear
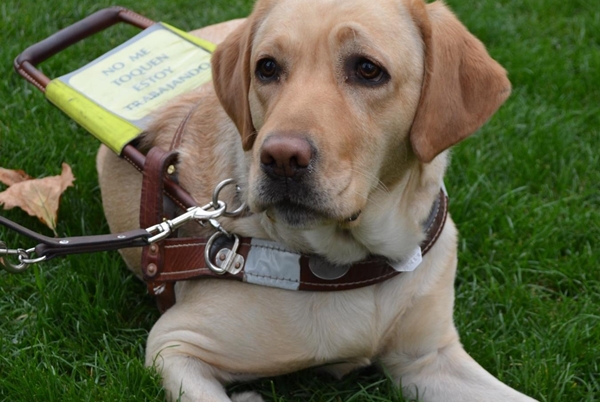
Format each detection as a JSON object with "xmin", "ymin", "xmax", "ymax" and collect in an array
[{"xmin": 211, "ymin": 20, "xmax": 257, "ymax": 150}]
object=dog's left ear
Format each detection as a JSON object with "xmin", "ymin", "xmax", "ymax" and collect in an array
[{"xmin": 409, "ymin": 1, "xmax": 511, "ymax": 163}]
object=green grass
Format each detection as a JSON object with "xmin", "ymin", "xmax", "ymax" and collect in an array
[{"xmin": 0, "ymin": 0, "xmax": 598, "ymax": 401}]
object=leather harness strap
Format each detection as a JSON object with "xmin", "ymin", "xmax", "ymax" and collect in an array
[{"xmin": 139, "ymin": 147, "xmax": 180, "ymax": 311}]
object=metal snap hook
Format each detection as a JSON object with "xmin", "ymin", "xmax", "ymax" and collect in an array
[{"xmin": 0, "ymin": 242, "xmax": 31, "ymax": 273}]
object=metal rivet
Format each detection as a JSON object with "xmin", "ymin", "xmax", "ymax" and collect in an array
[
  {"xmin": 234, "ymin": 262, "xmax": 241, "ymax": 269},
  {"xmin": 149, "ymin": 244, "xmax": 158, "ymax": 254},
  {"xmin": 308, "ymin": 256, "xmax": 351, "ymax": 280},
  {"xmin": 59, "ymin": 240, "xmax": 69, "ymax": 244},
  {"xmin": 219, "ymin": 253, "xmax": 226, "ymax": 261},
  {"xmin": 167, "ymin": 165, "xmax": 176, "ymax": 175},
  {"xmin": 146, "ymin": 263, "xmax": 157, "ymax": 276}
]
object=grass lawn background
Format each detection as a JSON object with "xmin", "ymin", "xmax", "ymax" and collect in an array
[{"xmin": 0, "ymin": 0, "xmax": 598, "ymax": 400}]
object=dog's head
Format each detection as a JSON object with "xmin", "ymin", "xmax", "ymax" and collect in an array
[{"xmin": 212, "ymin": 0, "xmax": 510, "ymax": 261}]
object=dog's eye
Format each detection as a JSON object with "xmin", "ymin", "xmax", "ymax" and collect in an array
[
  {"xmin": 356, "ymin": 58, "xmax": 384, "ymax": 82},
  {"xmin": 256, "ymin": 58, "xmax": 279, "ymax": 81}
]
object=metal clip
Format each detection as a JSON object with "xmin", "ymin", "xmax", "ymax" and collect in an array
[
  {"xmin": 145, "ymin": 177, "xmax": 245, "ymax": 244},
  {"xmin": 0, "ymin": 242, "xmax": 45, "ymax": 273},
  {"xmin": 146, "ymin": 200, "xmax": 227, "ymax": 243},
  {"xmin": 205, "ymin": 232, "xmax": 244, "ymax": 275}
]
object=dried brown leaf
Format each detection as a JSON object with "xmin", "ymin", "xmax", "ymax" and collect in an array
[
  {"xmin": 0, "ymin": 167, "xmax": 32, "ymax": 186},
  {"xmin": 0, "ymin": 163, "xmax": 75, "ymax": 235}
]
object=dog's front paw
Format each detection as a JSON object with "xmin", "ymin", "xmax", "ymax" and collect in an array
[{"xmin": 231, "ymin": 391, "xmax": 265, "ymax": 402}]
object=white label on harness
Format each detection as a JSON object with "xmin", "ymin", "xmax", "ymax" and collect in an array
[
  {"xmin": 60, "ymin": 23, "xmax": 212, "ymax": 126},
  {"xmin": 389, "ymin": 247, "xmax": 422, "ymax": 272}
]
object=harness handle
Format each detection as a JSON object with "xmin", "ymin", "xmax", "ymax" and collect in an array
[
  {"xmin": 12, "ymin": 7, "xmax": 201, "ymax": 220},
  {"xmin": 14, "ymin": 7, "xmax": 154, "ymax": 92}
]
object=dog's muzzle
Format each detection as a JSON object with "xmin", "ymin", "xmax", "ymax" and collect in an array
[{"xmin": 257, "ymin": 134, "xmax": 328, "ymax": 226}]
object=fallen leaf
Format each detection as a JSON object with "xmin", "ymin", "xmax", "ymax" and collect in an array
[
  {"xmin": 0, "ymin": 163, "xmax": 75, "ymax": 235},
  {"xmin": 0, "ymin": 167, "xmax": 32, "ymax": 186}
]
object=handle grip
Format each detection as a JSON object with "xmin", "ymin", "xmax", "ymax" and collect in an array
[{"xmin": 14, "ymin": 6, "xmax": 155, "ymax": 91}]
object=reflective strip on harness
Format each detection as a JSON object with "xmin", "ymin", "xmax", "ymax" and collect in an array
[
  {"xmin": 244, "ymin": 238, "xmax": 302, "ymax": 290},
  {"xmin": 45, "ymin": 22, "xmax": 215, "ymax": 154}
]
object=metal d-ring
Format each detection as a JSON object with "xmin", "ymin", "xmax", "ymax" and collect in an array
[
  {"xmin": 212, "ymin": 179, "xmax": 247, "ymax": 218},
  {"xmin": 205, "ymin": 232, "xmax": 227, "ymax": 274},
  {"xmin": 204, "ymin": 231, "xmax": 242, "ymax": 275}
]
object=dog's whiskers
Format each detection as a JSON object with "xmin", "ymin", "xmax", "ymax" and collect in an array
[
  {"xmin": 342, "ymin": 186, "xmax": 388, "ymax": 213},
  {"xmin": 349, "ymin": 167, "xmax": 390, "ymax": 194}
]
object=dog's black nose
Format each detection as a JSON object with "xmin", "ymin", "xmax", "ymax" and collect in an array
[{"xmin": 260, "ymin": 135, "xmax": 313, "ymax": 179}]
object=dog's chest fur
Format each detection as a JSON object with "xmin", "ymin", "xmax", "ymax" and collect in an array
[{"xmin": 157, "ymin": 226, "xmax": 456, "ymax": 377}]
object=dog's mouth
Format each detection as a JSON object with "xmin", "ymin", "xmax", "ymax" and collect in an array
[
  {"xmin": 265, "ymin": 200, "xmax": 330, "ymax": 228},
  {"xmin": 263, "ymin": 199, "xmax": 363, "ymax": 229},
  {"xmin": 253, "ymin": 161, "xmax": 362, "ymax": 229}
]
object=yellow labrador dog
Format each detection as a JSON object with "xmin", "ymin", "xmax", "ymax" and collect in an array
[{"xmin": 97, "ymin": 0, "xmax": 538, "ymax": 401}]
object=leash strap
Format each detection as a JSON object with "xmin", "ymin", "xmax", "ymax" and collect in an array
[
  {"xmin": 0, "ymin": 215, "xmax": 150, "ymax": 259},
  {"xmin": 0, "ymin": 173, "xmax": 233, "ymax": 274}
]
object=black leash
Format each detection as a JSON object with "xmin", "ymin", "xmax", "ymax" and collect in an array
[{"xmin": 0, "ymin": 215, "xmax": 151, "ymax": 272}]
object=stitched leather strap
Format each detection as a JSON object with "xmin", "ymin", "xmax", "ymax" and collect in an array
[
  {"xmin": 157, "ymin": 238, "xmax": 418, "ymax": 291},
  {"xmin": 121, "ymin": 144, "xmax": 196, "ymax": 211},
  {"xmin": 140, "ymin": 147, "xmax": 180, "ymax": 312},
  {"xmin": 0, "ymin": 215, "xmax": 151, "ymax": 260}
]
